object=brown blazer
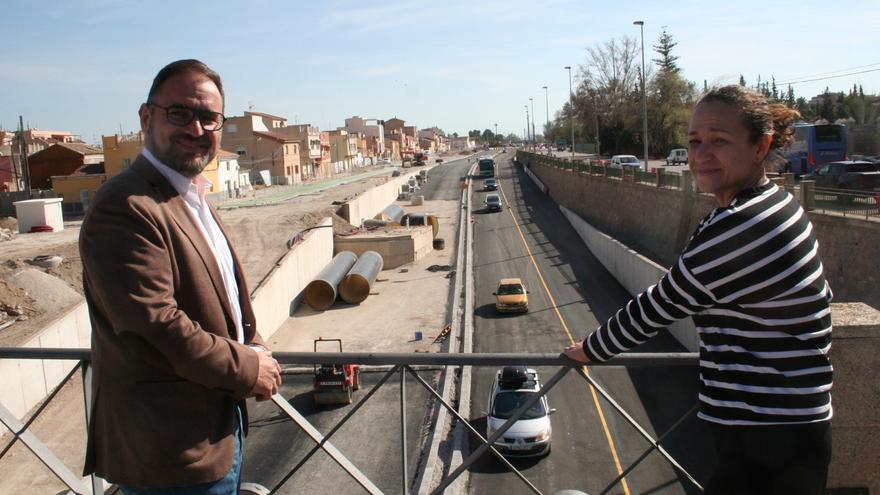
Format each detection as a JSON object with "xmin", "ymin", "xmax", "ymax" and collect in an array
[{"xmin": 80, "ymin": 155, "xmax": 265, "ymax": 487}]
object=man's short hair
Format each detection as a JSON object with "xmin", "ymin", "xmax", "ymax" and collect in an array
[{"xmin": 147, "ymin": 59, "xmax": 224, "ymax": 106}]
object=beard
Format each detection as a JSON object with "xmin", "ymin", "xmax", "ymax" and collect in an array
[{"xmin": 145, "ymin": 129, "xmax": 215, "ymax": 178}]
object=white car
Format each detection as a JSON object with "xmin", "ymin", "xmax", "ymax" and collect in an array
[
  {"xmin": 610, "ymin": 155, "xmax": 641, "ymax": 168},
  {"xmin": 487, "ymin": 366, "xmax": 554, "ymax": 457},
  {"xmin": 666, "ymin": 148, "xmax": 688, "ymax": 165}
]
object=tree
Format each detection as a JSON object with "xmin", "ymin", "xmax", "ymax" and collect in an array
[
  {"xmin": 652, "ymin": 28, "xmax": 680, "ymax": 74},
  {"xmin": 785, "ymin": 85, "xmax": 796, "ymax": 108},
  {"xmin": 577, "ymin": 36, "xmax": 643, "ymax": 154},
  {"xmin": 646, "ymin": 29, "xmax": 695, "ymax": 155},
  {"xmin": 739, "ymin": 75, "xmax": 746, "ymax": 87}
]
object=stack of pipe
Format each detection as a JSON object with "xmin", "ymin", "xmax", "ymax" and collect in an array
[
  {"xmin": 303, "ymin": 251, "xmax": 358, "ymax": 310},
  {"xmin": 339, "ymin": 251, "xmax": 384, "ymax": 304}
]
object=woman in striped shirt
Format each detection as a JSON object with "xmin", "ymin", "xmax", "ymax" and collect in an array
[{"xmin": 563, "ymin": 85, "xmax": 832, "ymax": 493}]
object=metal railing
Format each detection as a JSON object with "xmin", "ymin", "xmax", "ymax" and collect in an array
[
  {"xmin": 809, "ymin": 187, "xmax": 880, "ymax": 220},
  {"xmin": 0, "ymin": 348, "xmax": 701, "ymax": 495}
]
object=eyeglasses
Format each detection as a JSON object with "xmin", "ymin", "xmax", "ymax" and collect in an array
[{"xmin": 146, "ymin": 102, "xmax": 227, "ymax": 131}]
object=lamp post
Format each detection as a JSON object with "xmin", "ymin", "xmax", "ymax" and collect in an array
[
  {"xmin": 542, "ymin": 86, "xmax": 549, "ymax": 154},
  {"xmin": 529, "ymin": 97, "xmax": 536, "ymax": 151},
  {"xmin": 494, "ymin": 123, "xmax": 498, "ymax": 146},
  {"xmin": 524, "ymin": 105, "xmax": 530, "ymax": 149},
  {"xmin": 564, "ymin": 66, "xmax": 574, "ymax": 162},
  {"xmin": 634, "ymin": 20, "xmax": 649, "ymax": 171}
]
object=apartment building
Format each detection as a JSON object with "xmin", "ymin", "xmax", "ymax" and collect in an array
[
  {"xmin": 342, "ymin": 116, "xmax": 386, "ymax": 160},
  {"xmin": 222, "ymin": 111, "xmax": 301, "ymax": 185}
]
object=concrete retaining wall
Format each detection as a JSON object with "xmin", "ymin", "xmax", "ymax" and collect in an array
[
  {"xmin": 250, "ymin": 217, "xmax": 334, "ymax": 341},
  {"xmin": 343, "ymin": 166, "xmax": 435, "ymax": 227},
  {"xmin": 0, "ymin": 303, "xmax": 91, "ymax": 419},
  {"xmin": 559, "ymin": 205, "xmax": 698, "ymax": 351},
  {"xmin": 524, "ymin": 155, "xmax": 880, "ymax": 311}
]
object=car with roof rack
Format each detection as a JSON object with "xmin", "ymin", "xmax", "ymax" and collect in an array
[{"xmin": 486, "ymin": 366, "xmax": 555, "ymax": 457}]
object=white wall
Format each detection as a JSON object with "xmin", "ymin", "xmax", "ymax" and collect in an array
[
  {"xmin": 249, "ymin": 217, "xmax": 333, "ymax": 340},
  {"xmin": 559, "ymin": 204, "xmax": 699, "ymax": 351},
  {"xmin": 0, "ymin": 303, "xmax": 91, "ymax": 419}
]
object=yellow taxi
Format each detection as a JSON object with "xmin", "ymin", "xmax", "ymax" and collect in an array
[{"xmin": 493, "ymin": 278, "xmax": 529, "ymax": 313}]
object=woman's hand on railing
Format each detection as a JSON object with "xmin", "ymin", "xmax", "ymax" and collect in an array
[{"xmin": 561, "ymin": 341, "xmax": 590, "ymax": 364}]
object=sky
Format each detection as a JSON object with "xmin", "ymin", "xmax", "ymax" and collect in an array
[{"xmin": 3, "ymin": 0, "xmax": 879, "ymax": 145}]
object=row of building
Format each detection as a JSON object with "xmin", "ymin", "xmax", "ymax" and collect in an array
[{"xmin": 0, "ymin": 113, "xmax": 478, "ymax": 211}]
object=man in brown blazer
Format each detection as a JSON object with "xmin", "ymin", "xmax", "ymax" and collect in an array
[{"xmin": 80, "ymin": 59, "xmax": 282, "ymax": 493}]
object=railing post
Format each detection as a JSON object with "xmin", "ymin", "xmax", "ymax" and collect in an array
[
  {"xmin": 656, "ymin": 167, "xmax": 664, "ymax": 188},
  {"xmin": 680, "ymin": 169, "xmax": 693, "ymax": 193},
  {"xmin": 81, "ymin": 362, "xmax": 104, "ymax": 495},
  {"xmin": 400, "ymin": 366, "xmax": 408, "ymax": 495},
  {"xmin": 800, "ymin": 180, "xmax": 815, "ymax": 211}
]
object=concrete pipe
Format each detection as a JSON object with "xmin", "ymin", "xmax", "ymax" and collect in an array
[
  {"xmin": 303, "ymin": 251, "xmax": 358, "ymax": 310},
  {"xmin": 339, "ymin": 251, "xmax": 384, "ymax": 304},
  {"xmin": 375, "ymin": 204, "xmax": 405, "ymax": 224},
  {"xmin": 362, "ymin": 219, "xmax": 389, "ymax": 229},
  {"xmin": 411, "ymin": 195, "xmax": 424, "ymax": 206}
]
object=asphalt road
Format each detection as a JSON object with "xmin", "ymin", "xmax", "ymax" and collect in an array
[
  {"xmin": 467, "ymin": 154, "xmax": 714, "ymax": 494},
  {"xmin": 239, "ymin": 156, "xmax": 474, "ymax": 495}
]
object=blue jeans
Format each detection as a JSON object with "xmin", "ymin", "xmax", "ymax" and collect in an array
[{"xmin": 121, "ymin": 408, "xmax": 244, "ymax": 495}]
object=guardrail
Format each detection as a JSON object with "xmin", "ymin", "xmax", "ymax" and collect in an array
[
  {"xmin": 809, "ymin": 187, "xmax": 880, "ymax": 220},
  {"xmin": 0, "ymin": 348, "xmax": 700, "ymax": 495}
]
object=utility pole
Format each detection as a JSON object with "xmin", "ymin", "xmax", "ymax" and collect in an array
[
  {"xmin": 529, "ymin": 97, "xmax": 536, "ymax": 150},
  {"xmin": 494, "ymin": 123, "xmax": 498, "ymax": 145},
  {"xmin": 565, "ymin": 66, "xmax": 574, "ymax": 162},
  {"xmin": 634, "ymin": 20, "xmax": 649, "ymax": 172},
  {"xmin": 19, "ymin": 115, "xmax": 31, "ymax": 194},
  {"xmin": 542, "ymin": 86, "xmax": 549, "ymax": 154}
]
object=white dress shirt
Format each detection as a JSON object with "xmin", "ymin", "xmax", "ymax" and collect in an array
[{"xmin": 142, "ymin": 149, "xmax": 244, "ymax": 344}]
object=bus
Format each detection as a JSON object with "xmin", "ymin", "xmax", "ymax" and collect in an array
[
  {"xmin": 478, "ymin": 157, "xmax": 496, "ymax": 177},
  {"xmin": 782, "ymin": 123, "xmax": 847, "ymax": 175}
]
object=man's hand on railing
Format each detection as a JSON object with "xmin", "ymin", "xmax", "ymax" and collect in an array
[
  {"xmin": 561, "ymin": 341, "xmax": 590, "ymax": 364},
  {"xmin": 249, "ymin": 350, "xmax": 282, "ymax": 401}
]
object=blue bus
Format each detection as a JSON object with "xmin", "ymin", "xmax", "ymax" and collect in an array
[{"xmin": 782, "ymin": 123, "xmax": 847, "ymax": 175}]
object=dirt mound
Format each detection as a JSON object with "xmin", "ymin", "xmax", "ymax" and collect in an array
[{"xmin": 0, "ymin": 217, "xmax": 17, "ymax": 231}]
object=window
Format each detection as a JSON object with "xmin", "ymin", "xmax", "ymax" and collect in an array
[
  {"xmin": 227, "ymin": 123, "xmax": 238, "ymax": 133},
  {"xmin": 236, "ymin": 146, "xmax": 246, "ymax": 157},
  {"xmin": 123, "ymin": 158, "xmax": 131, "ymax": 169}
]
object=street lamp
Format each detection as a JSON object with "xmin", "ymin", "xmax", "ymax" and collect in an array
[
  {"xmin": 542, "ymin": 86, "xmax": 549, "ymax": 154},
  {"xmin": 529, "ymin": 97, "xmax": 536, "ymax": 151},
  {"xmin": 634, "ymin": 20, "xmax": 649, "ymax": 171},
  {"xmin": 494, "ymin": 123, "xmax": 498, "ymax": 145},
  {"xmin": 524, "ymin": 105, "xmax": 530, "ymax": 149},
  {"xmin": 564, "ymin": 66, "xmax": 574, "ymax": 162}
]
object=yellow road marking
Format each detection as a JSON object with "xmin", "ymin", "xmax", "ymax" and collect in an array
[{"xmin": 496, "ymin": 179, "xmax": 632, "ymax": 495}]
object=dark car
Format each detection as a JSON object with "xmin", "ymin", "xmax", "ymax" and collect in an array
[
  {"xmin": 484, "ymin": 179, "xmax": 498, "ymax": 191},
  {"xmin": 484, "ymin": 194, "xmax": 502, "ymax": 212},
  {"xmin": 803, "ymin": 161, "xmax": 880, "ymax": 191}
]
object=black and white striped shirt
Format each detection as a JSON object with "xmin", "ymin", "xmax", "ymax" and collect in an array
[{"xmin": 583, "ymin": 182, "xmax": 833, "ymax": 425}]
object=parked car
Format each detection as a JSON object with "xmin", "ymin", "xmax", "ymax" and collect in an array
[
  {"xmin": 666, "ymin": 148, "xmax": 688, "ymax": 165},
  {"xmin": 484, "ymin": 179, "xmax": 498, "ymax": 191},
  {"xmin": 493, "ymin": 278, "xmax": 529, "ymax": 313},
  {"xmin": 610, "ymin": 155, "xmax": 640, "ymax": 168},
  {"xmin": 378, "ymin": 158, "xmax": 391, "ymax": 165},
  {"xmin": 484, "ymin": 193, "xmax": 502, "ymax": 212},
  {"xmin": 487, "ymin": 366, "xmax": 554, "ymax": 457},
  {"xmin": 802, "ymin": 161, "xmax": 880, "ymax": 192}
]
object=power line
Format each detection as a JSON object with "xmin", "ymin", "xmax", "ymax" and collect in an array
[
  {"xmin": 780, "ymin": 68, "xmax": 880, "ymax": 87},
  {"xmin": 776, "ymin": 62, "xmax": 880, "ymax": 85}
]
